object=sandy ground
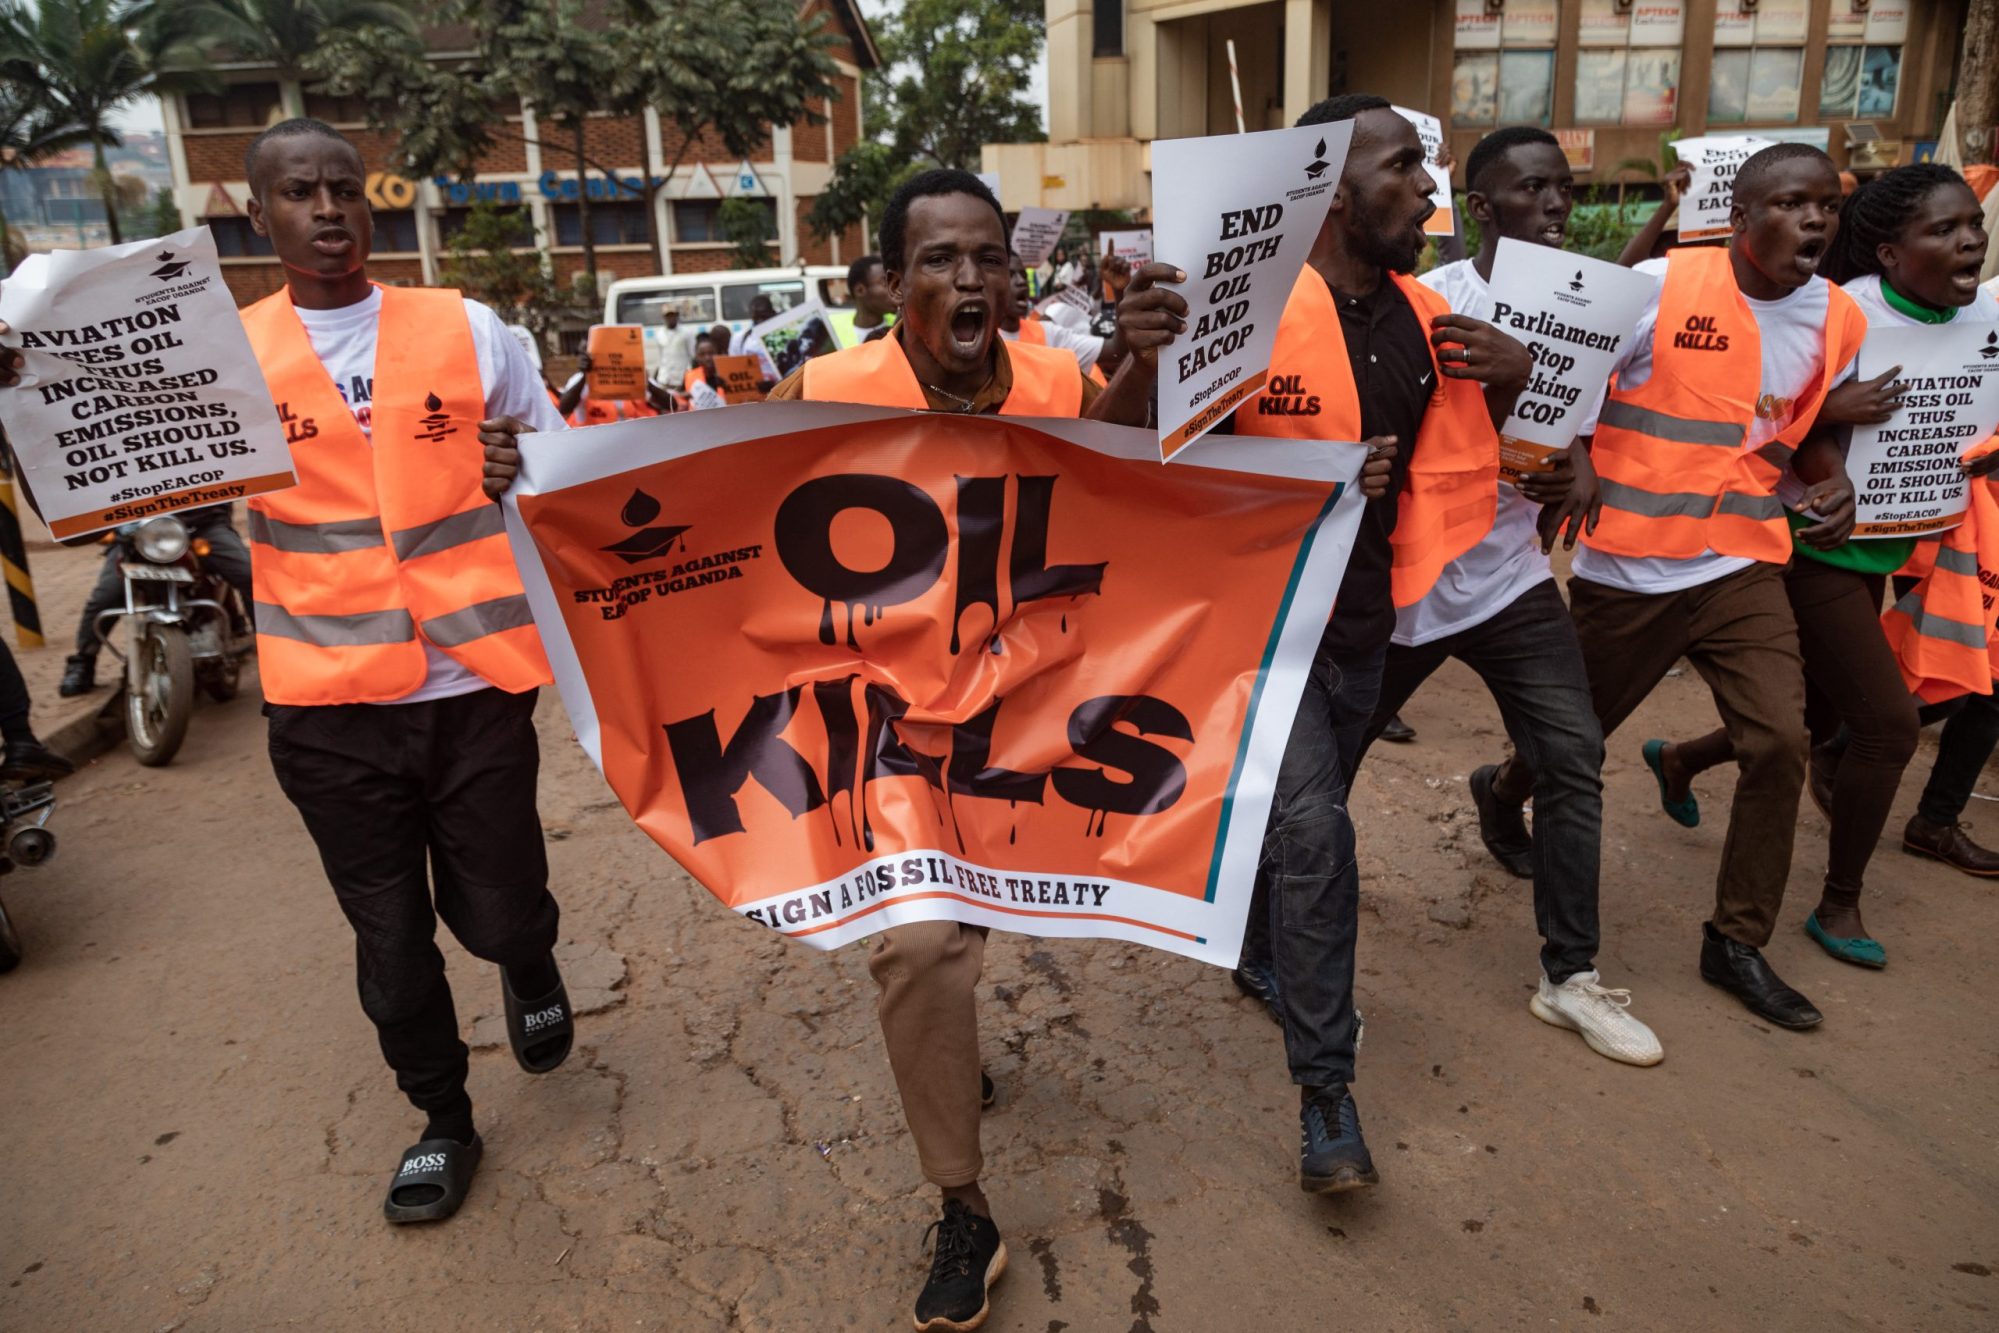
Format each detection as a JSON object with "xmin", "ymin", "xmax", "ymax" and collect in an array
[{"xmin": 0, "ymin": 565, "xmax": 1995, "ymax": 1331}]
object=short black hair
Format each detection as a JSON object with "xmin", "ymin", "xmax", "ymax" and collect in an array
[
  {"xmin": 1732, "ymin": 142, "xmax": 1838, "ymax": 210},
  {"xmin": 878, "ymin": 168, "xmax": 1006, "ymax": 273},
  {"xmin": 1465, "ymin": 126, "xmax": 1561, "ymax": 195},
  {"xmin": 846, "ymin": 253, "xmax": 883, "ymax": 289},
  {"xmin": 1295, "ymin": 93, "xmax": 1391, "ymax": 128},
  {"xmin": 1823, "ymin": 163, "xmax": 1976, "ymax": 284},
  {"xmin": 244, "ymin": 117, "xmax": 356, "ymax": 195}
]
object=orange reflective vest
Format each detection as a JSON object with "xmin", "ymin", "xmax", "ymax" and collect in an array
[
  {"xmin": 800, "ymin": 329, "xmax": 1083, "ymax": 416},
  {"xmin": 1233, "ymin": 266, "xmax": 1499, "ymax": 608},
  {"xmin": 1014, "ymin": 316, "xmax": 1049, "ymax": 345},
  {"xmin": 240, "ymin": 285, "xmax": 552, "ymax": 706},
  {"xmin": 1585, "ymin": 247, "xmax": 1868, "ymax": 564},
  {"xmin": 1883, "ymin": 474, "xmax": 1999, "ymax": 702}
]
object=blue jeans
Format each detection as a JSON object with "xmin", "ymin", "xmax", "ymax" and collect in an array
[
  {"xmin": 1240, "ymin": 641, "xmax": 1383, "ymax": 1089},
  {"xmin": 1356, "ymin": 579, "xmax": 1605, "ymax": 981}
]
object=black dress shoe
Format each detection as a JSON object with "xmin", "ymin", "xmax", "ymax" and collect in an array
[
  {"xmin": 1469, "ymin": 764, "xmax": 1533, "ymax": 880},
  {"xmin": 1698, "ymin": 923, "xmax": 1822, "ymax": 1029},
  {"xmin": 1903, "ymin": 814, "xmax": 1999, "ymax": 876},
  {"xmin": 0, "ymin": 738, "xmax": 74, "ymax": 780},
  {"xmin": 1378, "ymin": 713, "xmax": 1416, "ymax": 744},
  {"xmin": 57, "ymin": 653, "xmax": 96, "ymax": 698},
  {"xmin": 1231, "ymin": 959, "xmax": 1284, "ymax": 1025}
]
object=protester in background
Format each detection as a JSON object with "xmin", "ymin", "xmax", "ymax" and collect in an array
[
  {"xmin": 1053, "ymin": 244, "xmax": 1082, "ymax": 291},
  {"xmin": 725, "ymin": 299, "xmax": 782, "ymax": 386},
  {"xmin": 1205, "ymin": 93, "xmax": 1524, "ymax": 1190},
  {"xmin": 8, "ymin": 117, "xmax": 582, "ymax": 1226},
  {"xmin": 58, "ymin": 502, "xmax": 253, "ymax": 697},
  {"xmin": 828, "ymin": 253, "xmax": 897, "ymax": 346},
  {"xmin": 1501, "ymin": 144, "xmax": 1865, "ymax": 1030},
  {"xmin": 681, "ymin": 335, "xmax": 729, "ymax": 410},
  {"xmin": 556, "ymin": 350, "xmax": 676, "ymax": 425},
  {"xmin": 654, "ymin": 305, "xmax": 699, "ymax": 389},
  {"xmin": 1000, "ymin": 253, "xmax": 1104, "ymax": 376},
  {"xmin": 1353, "ymin": 124, "xmax": 1660, "ymax": 1066}
]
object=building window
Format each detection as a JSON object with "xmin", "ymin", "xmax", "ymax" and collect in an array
[
  {"xmin": 1451, "ymin": 0, "xmax": 1557, "ymax": 128},
  {"xmin": 1821, "ymin": 1, "xmax": 1907, "ymax": 119},
  {"xmin": 372, "ymin": 210, "xmax": 420, "ymax": 254},
  {"xmin": 553, "ymin": 199, "xmax": 653, "ymax": 246},
  {"xmin": 301, "ymin": 89, "xmax": 372, "ymax": 125},
  {"xmin": 1706, "ymin": 0, "xmax": 1804, "ymax": 125},
  {"xmin": 1571, "ymin": 0, "xmax": 1682, "ymax": 128},
  {"xmin": 184, "ymin": 82, "xmax": 283, "ymax": 130},
  {"xmin": 672, "ymin": 198, "xmax": 778, "ymax": 244},
  {"xmin": 434, "ymin": 205, "xmax": 535, "ymax": 250},
  {"xmin": 206, "ymin": 216, "xmax": 274, "ymax": 258},
  {"xmin": 1094, "ymin": 0, "xmax": 1123, "ymax": 57}
]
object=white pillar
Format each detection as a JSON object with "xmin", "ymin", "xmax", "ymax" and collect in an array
[{"xmin": 772, "ymin": 124, "xmax": 796, "ymax": 263}]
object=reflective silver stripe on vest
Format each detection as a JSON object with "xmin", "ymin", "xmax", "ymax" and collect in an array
[
  {"xmin": 391, "ymin": 505, "xmax": 507, "ymax": 562},
  {"xmin": 1754, "ymin": 440, "xmax": 1795, "ymax": 467},
  {"xmin": 1933, "ymin": 545, "xmax": 1981, "ymax": 576},
  {"xmin": 1597, "ymin": 476, "xmax": 1719, "ymax": 519},
  {"xmin": 1891, "ymin": 592, "xmax": 1988, "ymax": 648},
  {"xmin": 1598, "ymin": 399, "xmax": 1746, "ymax": 447},
  {"xmin": 421, "ymin": 595, "xmax": 535, "ymax": 648},
  {"xmin": 254, "ymin": 601, "xmax": 415, "ymax": 646},
  {"xmin": 246, "ymin": 511, "xmax": 386, "ymax": 554},
  {"xmin": 1716, "ymin": 491, "xmax": 1782, "ymax": 521}
]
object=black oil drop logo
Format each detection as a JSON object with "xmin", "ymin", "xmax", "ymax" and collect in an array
[
  {"xmin": 601, "ymin": 487, "xmax": 690, "ymax": 565},
  {"xmin": 1305, "ymin": 138, "xmax": 1331, "ymax": 180},
  {"xmin": 1570, "ymin": 270, "xmax": 1585, "ymax": 292},
  {"xmin": 415, "ymin": 391, "xmax": 456, "ymax": 442},
  {"xmin": 1982, "ymin": 332, "xmax": 1998, "ymax": 360}
]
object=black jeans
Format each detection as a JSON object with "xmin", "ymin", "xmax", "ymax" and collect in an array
[
  {"xmin": 1241, "ymin": 639, "xmax": 1384, "ymax": 1089},
  {"xmin": 266, "ymin": 687, "xmax": 559, "ymax": 1117},
  {"xmin": 0, "ymin": 641, "xmax": 30, "ymax": 743},
  {"xmin": 1917, "ymin": 690, "xmax": 1999, "ymax": 825},
  {"xmin": 1356, "ymin": 579, "xmax": 1604, "ymax": 981},
  {"xmin": 75, "ymin": 513, "xmax": 253, "ymax": 656}
]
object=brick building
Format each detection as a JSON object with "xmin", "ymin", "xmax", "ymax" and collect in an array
[{"xmin": 160, "ymin": 0, "xmax": 878, "ymax": 305}]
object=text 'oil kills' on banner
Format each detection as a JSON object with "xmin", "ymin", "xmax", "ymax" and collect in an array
[
  {"xmin": 501, "ymin": 403, "xmax": 1365, "ymax": 967},
  {"xmin": 1847, "ymin": 323, "xmax": 1999, "ymax": 537},
  {"xmin": 1151, "ymin": 121, "xmax": 1353, "ymax": 459},
  {"xmin": 0, "ymin": 226, "xmax": 295, "ymax": 539},
  {"xmin": 1484, "ymin": 239, "xmax": 1657, "ymax": 479}
]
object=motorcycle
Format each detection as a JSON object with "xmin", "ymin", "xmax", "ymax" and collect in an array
[
  {"xmin": 95, "ymin": 514, "xmax": 254, "ymax": 767},
  {"xmin": 0, "ymin": 777, "xmax": 57, "ymax": 972}
]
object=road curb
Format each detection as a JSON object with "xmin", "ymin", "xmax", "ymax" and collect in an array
[{"xmin": 44, "ymin": 690, "xmax": 123, "ymax": 771}]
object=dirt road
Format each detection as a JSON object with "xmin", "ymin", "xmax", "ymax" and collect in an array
[{"xmin": 0, "ymin": 647, "xmax": 1994, "ymax": 1331}]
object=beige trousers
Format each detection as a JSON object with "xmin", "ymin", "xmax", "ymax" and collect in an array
[{"xmin": 868, "ymin": 920, "xmax": 988, "ymax": 1187}]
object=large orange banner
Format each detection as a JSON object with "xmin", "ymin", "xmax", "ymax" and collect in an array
[{"xmin": 503, "ymin": 403, "xmax": 1364, "ymax": 966}]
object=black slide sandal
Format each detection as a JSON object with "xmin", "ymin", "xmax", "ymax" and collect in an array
[
  {"xmin": 501, "ymin": 966, "xmax": 574, "ymax": 1074},
  {"xmin": 383, "ymin": 1135, "xmax": 482, "ymax": 1224}
]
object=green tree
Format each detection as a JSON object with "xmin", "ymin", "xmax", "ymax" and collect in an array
[
  {"xmin": 161, "ymin": 0, "xmax": 418, "ymax": 117},
  {"xmin": 0, "ymin": 55, "xmax": 91, "ymax": 261},
  {"xmin": 0, "ymin": 0, "xmax": 205, "ymax": 245},
  {"xmin": 126, "ymin": 182, "xmax": 181, "ymax": 239},
  {"xmin": 808, "ymin": 0, "xmax": 1044, "ymax": 245},
  {"xmin": 435, "ymin": 199, "xmax": 572, "ymax": 347},
  {"xmin": 718, "ymin": 197, "xmax": 773, "ymax": 268}
]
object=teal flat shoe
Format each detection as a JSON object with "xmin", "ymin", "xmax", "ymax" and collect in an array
[
  {"xmin": 1640, "ymin": 739, "xmax": 1700, "ymax": 828},
  {"xmin": 1806, "ymin": 913, "xmax": 1887, "ymax": 969}
]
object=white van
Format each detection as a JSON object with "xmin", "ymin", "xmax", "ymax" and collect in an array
[{"xmin": 604, "ymin": 265, "xmax": 851, "ymax": 370}]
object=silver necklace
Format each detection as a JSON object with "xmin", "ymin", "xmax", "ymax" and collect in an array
[{"xmin": 922, "ymin": 375, "xmax": 993, "ymax": 413}]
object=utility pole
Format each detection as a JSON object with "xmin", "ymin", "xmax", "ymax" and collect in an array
[{"xmin": 1961, "ymin": 0, "xmax": 1999, "ymax": 165}]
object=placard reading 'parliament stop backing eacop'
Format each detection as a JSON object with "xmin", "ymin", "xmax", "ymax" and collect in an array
[
  {"xmin": 1847, "ymin": 323, "xmax": 1999, "ymax": 537},
  {"xmin": 1151, "ymin": 121, "xmax": 1352, "ymax": 459},
  {"xmin": 0, "ymin": 226, "xmax": 295, "ymax": 539},
  {"xmin": 1484, "ymin": 238, "xmax": 1658, "ymax": 479}
]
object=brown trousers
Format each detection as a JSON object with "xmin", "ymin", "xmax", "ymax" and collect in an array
[
  {"xmin": 1568, "ymin": 560, "xmax": 1808, "ymax": 947},
  {"xmin": 869, "ymin": 921, "xmax": 988, "ymax": 1187}
]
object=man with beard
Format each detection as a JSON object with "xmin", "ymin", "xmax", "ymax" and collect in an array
[
  {"xmin": 1199, "ymin": 94, "xmax": 1530, "ymax": 1191},
  {"xmin": 1352, "ymin": 125, "xmax": 1662, "ymax": 1066},
  {"xmin": 1493, "ymin": 142, "xmax": 1866, "ymax": 1031}
]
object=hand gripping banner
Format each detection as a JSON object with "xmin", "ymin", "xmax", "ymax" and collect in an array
[{"xmin": 503, "ymin": 403, "xmax": 1364, "ymax": 967}]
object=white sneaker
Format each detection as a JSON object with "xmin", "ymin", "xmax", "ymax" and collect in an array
[{"xmin": 1529, "ymin": 971, "xmax": 1664, "ymax": 1067}]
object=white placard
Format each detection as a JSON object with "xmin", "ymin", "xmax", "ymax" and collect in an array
[
  {"xmin": 0, "ymin": 226, "xmax": 295, "ymax": 539},
  {"xmin": 1847, "ymin": 324, "xmax": 1999, "ymax": 537},
  {"xmin": 1485, "ymin": 239, "xmax": 1660, "ymax": 479},
  {"xmin": 1035, "ymin": 286, "xmax": 1094, "ymax": 319},
  {"xmin": 1151, "ymin": 122, "xmax": 1351, "ymax": 459},
  {"xmin": 1394, "ymin": 106, "xmax": 1456, "ymax": 237},
  {"xmin": 1099, "ymin": 229, "xmax": 1153, "ymax": 265},
  {"xmin": 1011, "ymin": 208, "xmax": 1071, "ymax": 269},
  {"xmin": 1672, "ymin": 135, "xmax": 1777, "ymax": 242},
  {"xmin": 747, "ymin": 298, "xmax": 840, "ymax": 379}
]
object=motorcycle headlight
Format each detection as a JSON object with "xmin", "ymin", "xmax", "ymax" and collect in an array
[{"xmin": 134, "ymin": 516, "xmax": 190, "ymax": 564}]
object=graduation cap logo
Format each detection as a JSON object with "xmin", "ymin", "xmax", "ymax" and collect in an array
[
  {"xmin": 415, "ymin": 391, "xmax": 456, "ymax": 442},
  {"xmin": 1569, "ymin": 270, "xmax": 1586, "ymax": 292},
  {"xmin": 148, "ymin": 250, "xmax": 191, "ymax": 281},
  {"xmin": 601, "ymin": 488, "xmax": 689, "ymax": 564},
  {"xmin": 1982, "ymin": 331, "xmax": 1998, "ymax": 359},
  {"xmin": 1304, "ymin": 139, "xmax": 1332, "ymax": 180}
]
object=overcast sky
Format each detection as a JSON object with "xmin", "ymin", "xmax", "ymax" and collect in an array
[{"xmin": 109, "ymin": 3, "xmax": 1051, "ymax": 140}]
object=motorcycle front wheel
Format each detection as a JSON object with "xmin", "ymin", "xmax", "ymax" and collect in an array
[
  {"xmin": 0, "ymin": 893, "xmax": 20, "ymax": 973},
  {"xmin": 127, "ymin": 625, "xmax": 195, "ymax": 767}
]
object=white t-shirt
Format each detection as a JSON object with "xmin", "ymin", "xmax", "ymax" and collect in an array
[
  {"xmin": 655, "ymin": 323, "xmax": 699, "ymax": 386},
  {"xmin": 1001, "ymin": 317, "xmax": 1105, "ymax": 374},
  {"xmin": 1393, "ymin": 259, "xmax": 1606, "ymax": 645},
  {"xmin": 1844, "ymin": 272, "xmax": 1999, "ymax": 329},
  {"xmin": 292, "ymin": 288, "xmax": 566, "ymax": 704},
  {"xmin": 1573, "ymin": 258, "xmax": 1855, "ymax": 595}
]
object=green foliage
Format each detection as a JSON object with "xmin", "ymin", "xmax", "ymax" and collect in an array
[
  {"xmin": 718, "ymin": 197, "xmax": 774, "ymax": 268},
  {"xmin": 1452, "ymin": 187, "xmax": 1646, "ymax": 264},
  {"xmin": 434, "ymin": 200, "xmax": 574, "ymax": 345},
  {"xmin": 139, "ymin": 183, "xmax": 180, "ymax": 238},
  {"xmin": 808, "ymin": 0, "xmax": 1046, "ymax": 244},
  {"xmin": 154, "ymin": 0, "xmax": 416, "ymax": 114}
]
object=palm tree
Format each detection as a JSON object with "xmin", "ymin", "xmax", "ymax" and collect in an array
[
  {"xmin": 0, "ymin": 76, "xmax": 91, "ymax": 268},
  {"xmin": 0, "ymin": 0, "xmax": 204, "ymax": 245},
  {"xmin": 166, "ymin": 0, "xmax": 418, "ymax": 117}
]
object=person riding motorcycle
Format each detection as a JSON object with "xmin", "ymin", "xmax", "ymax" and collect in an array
[{"xmin": 59, "ymin": 503, "xmax": 253, "ymax": 697}]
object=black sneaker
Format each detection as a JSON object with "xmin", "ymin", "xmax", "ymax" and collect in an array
[
  {"xmin": 57, "ymin": 653, "xmax": 96, "ymax": 698},
  {"xmin": 1299, "ymin": 1083, "xmax": 1378, "ymax": 1194},
  {"xmin": 913, "ymin": 1199, "xmax": 1006, "ymax": 1331}
]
